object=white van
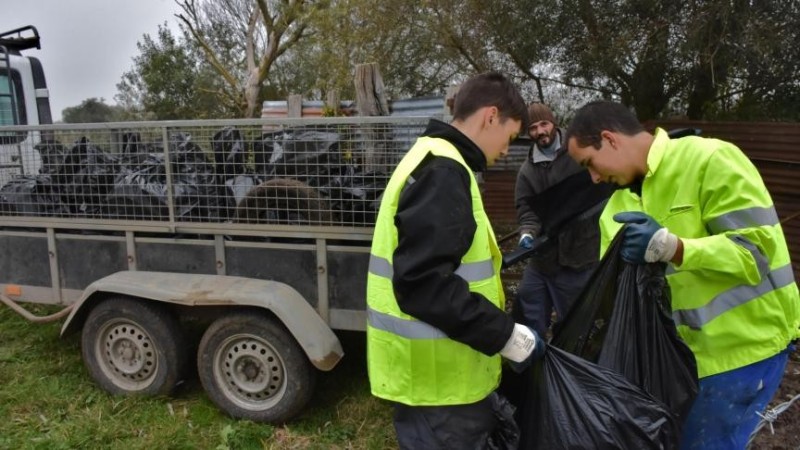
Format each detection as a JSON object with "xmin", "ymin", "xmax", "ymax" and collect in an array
[{"xmin": 0, "ymin": 25, "xmax": 52, "ymax": 186}]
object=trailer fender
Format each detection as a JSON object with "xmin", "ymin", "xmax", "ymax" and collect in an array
[{"xmin": 60, "ymin": 271, "xmax": 343, "ymax": 371}]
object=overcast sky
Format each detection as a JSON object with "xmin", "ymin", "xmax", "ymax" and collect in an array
[{"xmin": 1, "ymin": 0, "xmax": 181, "ymax": 121}]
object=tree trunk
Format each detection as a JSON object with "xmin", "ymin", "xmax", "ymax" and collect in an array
[{"xmin": 244, "ymin": 69, "xmax": 261, "ymax": 118}]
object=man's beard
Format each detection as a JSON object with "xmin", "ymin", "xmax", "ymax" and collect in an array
[{"xmin": 536, "ymin": 133, "xmax": 553, "ymax": 147}]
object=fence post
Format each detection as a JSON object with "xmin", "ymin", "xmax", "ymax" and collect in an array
[
  {"xmin": 324, "ymin": 90, "xmax": 340, "ymax": 116},
  {"xmin": 354, "ymin": 63, "xmax": 391, "ymax": 173},
  {"xmin": 288, "ymin": 94, "xmax": 303, "ymax": 118},
  {"xmin": 445, "ymin": 84, "xmax": 461, "ymax": 117}
]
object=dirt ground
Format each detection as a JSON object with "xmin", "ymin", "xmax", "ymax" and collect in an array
[
  {"xmin": 497, "ymin": 233, "xmax": 800, "ymax": 449},
  {"xmin": 749, "ymin": 347, "xmax": 800, "ymax": 449}
]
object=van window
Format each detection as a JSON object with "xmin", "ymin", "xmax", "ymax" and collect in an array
[
  {"xmin": 0, "ymin": 74, "xmax": 14, "ymax": 125},
  {"xmin": 0, "ymin": 71, "xmax": 26, "ymax": 144}
]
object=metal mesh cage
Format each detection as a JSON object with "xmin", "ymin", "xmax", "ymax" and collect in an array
[{"xmin": 0, "ymin": 117, "xmax": 431, "ymax": 229}]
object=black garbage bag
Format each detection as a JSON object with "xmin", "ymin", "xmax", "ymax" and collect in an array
[
  {"xmin": 212, "ymin": 127, "xmax": 247, "ymax": 178},
  {"xmin": 502, "ymin": 230, "xmax": 697, "ymax": 449},
  {"xmin": 105, "ymin": 133, "xmax": 222, "ymax": 221},
  {"xmin": 212, "ymin": 127, "xmax": 251, "ymax": 218},
  {"xmin": 553, "ymin": 231, "xmax": 698, "ymax": 424},
  {"xmin": 54, "ymin": 137, "xmax": 118, "ymax": 217},
  {"xmin": 255, "ymin": 127, "xmax": 342, "ymax": 181},
  {"xmin": 252, "ymin": 132, "xmax": 280, "ymax": 177},
  {"xmin": 594, "ymin": 262, "xmax": 698, "ymax": 424},
  {"xmin": 317, "ymin": 163, "xmax": 390, "ymax": 225},
  {"xmin": 0, "ymin": 174, "xmax": 69, "ymax": 216},
  {"xmin": 117, "ymin": 132, "xmax": 153, "ymax": 169},
  {"xmin": 35, "ymin": 140, "xmax": 68, "ymax": 175},
  {"xmin": 0, "ymin": 176, "xmax": 39, "ymax": 215},
  {"xmin": 106, "ymin": 154, "xmax": 176, "ymax": 220},
  {"xmin": 486, "ymin": 393, "xmax": 520, "ymax": 450},
  {"xmin": 521, "ymin": 346, "xmax": 679, "ymax": 449}
]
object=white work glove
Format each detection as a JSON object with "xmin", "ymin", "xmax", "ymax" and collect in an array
[
  {"xmin": 646, "ymin": 227, "xmax": 679, "ymax": 263},
  {"xmin": 500, "ymin": 323, "xmax": 538, "ymax": 363},
  {"xmin": 500, "ymin": 323, "xmax": 546, "ymax": 373},
  {"xmin": 613, "ymin": 212, "xmax": 679, "ymax": 264}
]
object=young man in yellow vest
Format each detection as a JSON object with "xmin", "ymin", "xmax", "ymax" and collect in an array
[
  {"xmin": 566, "ymin": 100, "xmax": 800, "ymax": 449},
  {"xmin": 366, "ymin": 72, "xmax": 546, "ymax": 448}
]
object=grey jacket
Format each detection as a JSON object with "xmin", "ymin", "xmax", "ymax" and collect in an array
[{"xmin": 514, "ymin": 128, "xmax": 608, "ymax": 272}]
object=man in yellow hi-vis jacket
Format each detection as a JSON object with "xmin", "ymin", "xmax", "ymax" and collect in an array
[
  {"xmin": 566, "ymin": 100, "xmax": 800, "ymax": 450},
  {"xmin": 366, "ymin": 72, "xmax": 546, "ymax": 449}
]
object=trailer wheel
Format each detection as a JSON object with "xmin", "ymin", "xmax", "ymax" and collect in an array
[
  {"xmin": 81, "ymin": 297, "xmax": 186, "ymax": 396},
  {"xmin": 197, "ymin": 313, "xmax": 316, "ymax": 423}
]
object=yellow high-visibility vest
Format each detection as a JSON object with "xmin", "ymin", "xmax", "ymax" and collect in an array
[{"xmin": 367, "ymin": 136, "xmax": 505, "ymax": 405}]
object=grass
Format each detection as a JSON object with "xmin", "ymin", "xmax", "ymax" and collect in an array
[{"xmin": 0, "ymin": 305, "xmax": 397, "ymax": 450}]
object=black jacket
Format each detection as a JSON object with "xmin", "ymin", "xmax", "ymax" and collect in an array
[
  {"xmin": 392, "ymin": 119, "xmax": 514, "ymax": 356},
  {"xmin": 514, "ymin": 128, "xmax": 612, "ymax": 272}
]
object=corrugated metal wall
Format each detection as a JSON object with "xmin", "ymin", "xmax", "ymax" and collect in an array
[
  {"xmin": 261, "ymin": 96, "xmax": 446, "ymax": 118},
  {"xmin": 261, "ymin": 100, "xmax": 357, "ymax": 118},
  {"xmin": 483, "ymin": 120, "xmax": 800, "ymax": 279}
]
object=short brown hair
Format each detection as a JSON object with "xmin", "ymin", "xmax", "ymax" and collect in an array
[{"xmin": 452, "ymin": 72, "xmax": 528, "ymax": 129}]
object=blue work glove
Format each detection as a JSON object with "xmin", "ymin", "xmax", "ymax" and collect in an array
[
  {"xmin": 613, "ymin": 212, "xmax": 679, "ymax": 264},
  {"xmin": 518, "ymin": 233, "xmax": 534, "ymax": 249},
  {"xmin": 500, "ymin": 323, "xmax": 547, "ymax": 373}
]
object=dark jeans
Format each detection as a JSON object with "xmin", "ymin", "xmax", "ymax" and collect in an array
[
  {"xmin": 393, "ymin": 392, "xmax": 517, "ymax": 450},
  {"xmin": 514, "ymin": 263, "xmax": 596, "ymax": 336}
]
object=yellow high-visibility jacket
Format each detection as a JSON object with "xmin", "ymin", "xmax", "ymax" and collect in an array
[{"xmin": 600, "ymin": 128, "xmax": 800, "ymax": 378}]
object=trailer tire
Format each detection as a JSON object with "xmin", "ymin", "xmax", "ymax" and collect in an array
[
  {"xmin": 81, "ymin": 297, "xmax": 187, "ymax": 396},
  {"xmin": 197, "ymin": 312, "xmax": 316, "ymax": 423}
]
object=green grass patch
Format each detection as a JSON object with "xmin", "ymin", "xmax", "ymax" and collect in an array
[{"xmin": 0, "ymin": 307, "xmax": 396, "ymax": 449}]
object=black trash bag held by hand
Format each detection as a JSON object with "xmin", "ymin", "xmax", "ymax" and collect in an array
[
  {"xmin": 554, "ymin": 230, "xmax": 698, "ymax": 424},
  {"xmin": 594, "ymin": 261, "xmax": 698, "ymax": 424},
  {"xmin": 523, "ymin": 345, "xmax": 679, "ymax": 449},
  {"xmin": 508, "ymin": 231, "xmax": 697, "ymax": 449}
]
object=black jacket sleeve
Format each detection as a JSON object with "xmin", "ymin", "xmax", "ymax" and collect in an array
[
  {"xmin": 515, "ymin": 160, "xmax": 543, "ymax": 237},
  {"xmin": 392, "ymin": 157, "xmax": 514, "ymax": 356}
]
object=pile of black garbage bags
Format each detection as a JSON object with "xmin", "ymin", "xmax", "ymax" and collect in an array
[
  {"xmin": 499, "ymin": 233, "xmax": 699, "ymax": 449},
  {"xmin": 0, "ymin": 126, "xmax": 392, "ymax": 225}
]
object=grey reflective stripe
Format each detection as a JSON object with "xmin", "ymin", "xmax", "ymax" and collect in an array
[
  {"xmin": 707, "ymin": 206, "xmax": 779, "ymax": 234},
  {"xmin": 369, "ymin": 254, "xmax": 494, "ymax": 282},
  {"xmin": 369, "ymin": 254, "xmax": 393, "ymax": 278},
  {"xmin": 454, "ymin": 260, "xmax": 495, "ymax": 281},
  {"xmin": 406, "ymin": 175, "xmax": 416, "ymax": 186},
  {"xmin": 368, "ymin": 307, "xmax": 447, "ymax": 339},
  {"xmin": 730, "ymin": 235, "xmax": 770, "ymax": 279},
  {"xmin": 673, "ymin": 264, "xmax": 796, "ymax": 329}
]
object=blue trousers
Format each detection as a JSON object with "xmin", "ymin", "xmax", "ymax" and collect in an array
[
  {"xmin": 515, "ymin": 264, "xmax": 596, "ymax": 336},
  {"xmin": 680, "ymin": 347, "xmax": 791, "ymax": 449}
]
